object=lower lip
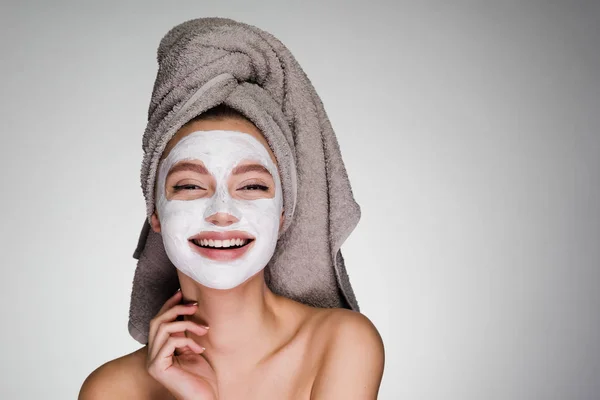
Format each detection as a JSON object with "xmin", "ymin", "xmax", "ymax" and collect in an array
[{"xmin": 189, "ymin": 240, "xmax": 254, "ymax": 261}]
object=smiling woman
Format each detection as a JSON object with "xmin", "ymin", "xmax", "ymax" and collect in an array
[
  {"xmin": 152, "ymin": 116, "xmax": 284, "ymax": 289},
  {"xmin": 78, "ymin": 17, "xmax": 384, "ymax": 400}
]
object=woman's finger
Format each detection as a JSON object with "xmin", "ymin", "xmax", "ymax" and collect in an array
[
  {"xmin": 148, "ymin": 303, "xmax": 197, "ymax": 345},
  {"xmin": 157, "ymin": 289, "xmax": 183, "ymax": 316},
  {"xmin": 149, "ymin": 336, "xmax": 205, "ymax": 373},
  {"xmin": 149, "ymin": 290, "xmax": 182, "ymax": 341},
  {"xmin": 150, "ymin": 320, "xmax": 209, "ymax": 360}
]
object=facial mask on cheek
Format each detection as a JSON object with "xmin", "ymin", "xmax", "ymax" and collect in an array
[{"xmin": 154, "ymin": 130, "xmax": 283, "ymax": 289}]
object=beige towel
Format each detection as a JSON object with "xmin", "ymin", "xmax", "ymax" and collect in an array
[{"xmin": 129, "ymin": 17, "xmax": 360, "ymax": 344}]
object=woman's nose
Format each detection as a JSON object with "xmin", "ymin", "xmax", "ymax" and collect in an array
[{"xmin": 205, "ymin": 212, "xmax": 239, "ymax": 226}]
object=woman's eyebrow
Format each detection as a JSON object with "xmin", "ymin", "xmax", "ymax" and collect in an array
[
  {"xmin": 167, "ymin": 161, "xmax": 209, "ymax": 177},
  {"xmin": 232, "ymin": 163, "xmax": 272, "ymax": 176}
]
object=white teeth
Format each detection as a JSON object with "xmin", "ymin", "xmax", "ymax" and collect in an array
[{"xmin": 194, "ymin": 238, "xmax": 250, "ymax": 248}]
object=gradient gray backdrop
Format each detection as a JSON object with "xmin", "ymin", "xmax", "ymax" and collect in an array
[{"xmin": 1, "ymin": 1, "xmax": 599, "ymax": 399}]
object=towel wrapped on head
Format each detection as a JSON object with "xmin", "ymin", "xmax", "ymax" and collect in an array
[{"xmin": 129, "ymin": 17, "xmax": 361, "ymax": 344}]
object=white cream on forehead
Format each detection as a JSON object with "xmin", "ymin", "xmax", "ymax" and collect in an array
[{"xmin": 155, "ymin": 130, "xmax": 283, "ymax": 289}]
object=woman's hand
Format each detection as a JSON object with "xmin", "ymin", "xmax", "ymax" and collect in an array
[{"xmin": 146, "ymin": 290, "xmax": 218, "ymax": 400}]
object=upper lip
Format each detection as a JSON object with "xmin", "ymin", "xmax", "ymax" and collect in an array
[{"xmin": 188, "ymin": 230, "xmax": 255, "ymax": 241}]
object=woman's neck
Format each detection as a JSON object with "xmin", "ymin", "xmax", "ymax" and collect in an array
[{"xmin": 178, "ymin": 270, "xmax": 283, "ymax": 369}]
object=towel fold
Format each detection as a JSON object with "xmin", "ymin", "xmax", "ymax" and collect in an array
[{"xmin": 129, "ymin": 17, "xmax": 361, "ymax": 344}]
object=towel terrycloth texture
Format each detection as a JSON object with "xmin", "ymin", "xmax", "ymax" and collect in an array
[{"xmin": 129, "ymin": 17, "xmax": 361, "ymax": 344}]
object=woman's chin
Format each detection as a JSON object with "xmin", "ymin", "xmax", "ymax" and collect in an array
[{"xmin": 187, "ymin": 267, "xmax": 267, "ymax": 291}]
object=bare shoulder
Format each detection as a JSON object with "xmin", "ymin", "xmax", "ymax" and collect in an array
[
  {"xmin": 79, "ymin": 346, "xmax": 169, "ymax": 400},
  {"xmin": 310, "ymin": 308, "xmax": 385, "ymax": 399},
  {"xmin": 283, "ymin": 299, "xmax": 383, "ymax": 351},
  {"xmin": 316, "ymin": 308, "xmax": 384, "ymax": 353}
]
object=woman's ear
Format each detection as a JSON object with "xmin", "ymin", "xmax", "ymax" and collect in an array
[
  {"xmin": 279, "ymin": 209, "xmax": 285, "ymax": 231},
  {"xmin": 150, "ymin": 212, "xmax": 161, "ymax": 233}
]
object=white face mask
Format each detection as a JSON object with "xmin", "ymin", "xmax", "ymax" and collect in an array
[{"xmin": 155, "ymin": 130, "xmax": 283, "ymax": 290}]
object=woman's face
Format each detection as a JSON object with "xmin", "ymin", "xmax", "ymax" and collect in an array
[{"xmin": 151, "ymin": 117, "xmax": 284, "ymax": 290}]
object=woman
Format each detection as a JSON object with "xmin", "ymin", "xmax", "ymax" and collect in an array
[{"xmin": 80, "ymin": 18, "xmax": 384, "ymax": 399}]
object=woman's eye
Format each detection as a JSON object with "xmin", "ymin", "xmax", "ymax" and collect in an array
[
  {"xmin": 173, "ymin": 184, "xmax": 205, "ymax": 191},
  {"xmin": 240, "ymin": 184, "xmax": 269, "ymax": 191}
]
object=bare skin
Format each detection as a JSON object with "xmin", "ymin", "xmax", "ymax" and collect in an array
[{"xmin": 79, "ymin": 117, "xmax": 385, "ymax": 399}]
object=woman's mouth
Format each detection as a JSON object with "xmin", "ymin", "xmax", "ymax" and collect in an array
[
  {"xmin": 191, "ymin": 238, "xmax": 252, "ymax": 249},
  {"xmin": 188, "ymin": 232, "xmax": 255, "ymax": 261}
]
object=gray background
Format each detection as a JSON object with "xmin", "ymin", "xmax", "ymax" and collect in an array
[{"xmin": 1, "ymin": 1, "xmax": 599, "ymax": 399}]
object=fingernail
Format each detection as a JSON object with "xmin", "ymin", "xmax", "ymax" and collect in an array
[
  {"xmin": 202, "ymin": 325, "xmax": 210, "ymax": 330},
  {"xmin": 186, "ymin": 301, "xmax": 198, "ymax": 306}
]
